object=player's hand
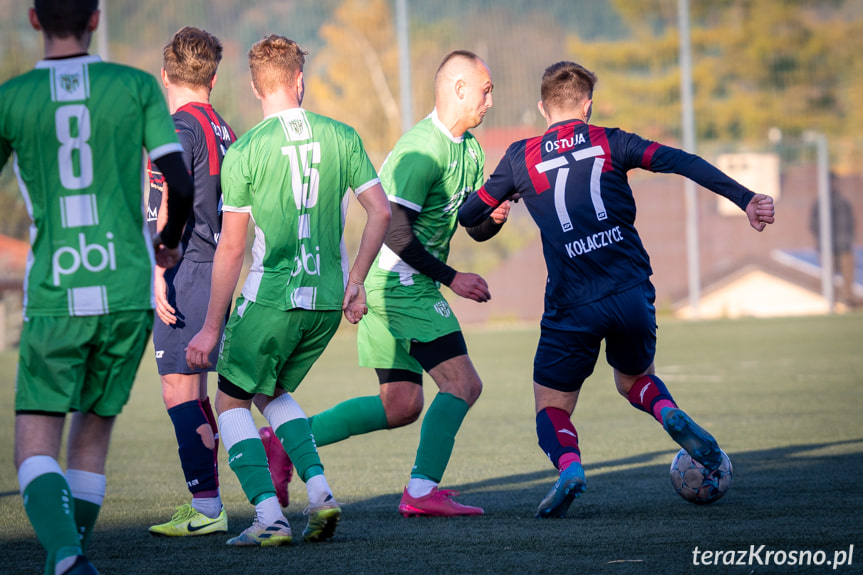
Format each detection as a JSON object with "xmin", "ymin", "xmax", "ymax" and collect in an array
[
  {"xmin": 342, "ymin": 281, "xmax": 368, "ymax": 324},
  {"xmin": 449, "ymin": 272, "xmax": 491, "ymax": 303},
  {"xmin": 745, "ymin": 193, "xmax": 775, "ymax": 232},
  {"xmin": 154, "ymin": 268, "xmax": 177, "ymax": 326},
  {"xmin": 491, "ymin": 200, "xmax": 511, "ymax": 225},
  {"xmin": 186, "ymin": 327, "xmax": 219, "ymax": 370},
  {"xmin": 153, "ymin": 233, "xmax": 182, "ymax": 268}
]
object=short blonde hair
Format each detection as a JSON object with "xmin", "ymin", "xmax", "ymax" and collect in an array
[
  {"xmin": 248, "ymin": 34, "xmax": 308, "ymax": 97},
  {"xmin": 163, "ymin": 26, "xmax": 223, "ymax": 89}
]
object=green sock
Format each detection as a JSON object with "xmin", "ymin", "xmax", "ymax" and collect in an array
[
  {"xmin": 227, "ymin": 438, "xmax": 276, "ymax": 505},
  {"xmin": 22, "ymin": 472, "xmax": 82, "ymax": 575},
  {"xmin": 308, "ymin": 396, "xmax": 388, "ymax": 447},
  {"xmin": 411, "ymin": 392, "xmax": 470, "ymax": 483},
  {"xmin": 275, "ymin": 418, "xmax": 324, "ymax": 482},
  {"xmin": 73, "ymin": 498, "xmax": 100, "ymax": 552}
]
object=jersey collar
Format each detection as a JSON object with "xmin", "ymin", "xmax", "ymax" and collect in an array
[
  {"xmin": 263, "ymin": 106, "xmax": 304, "ymax": 122},
  {"xmin": 547, "ymin": 118, "xmax": 587, "ymax": 133},
  {"xmin": 429, "ymin": 108, "xmax": 464, "ymax": 144},
  {"xmin": 35, "ymin": 54, "xmax": 102, "ymax": 69}
]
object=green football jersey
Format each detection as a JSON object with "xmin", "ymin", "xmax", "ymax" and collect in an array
[
  {"xmin": 221, "ymin": 107, "xmax": 380, "ymax": 311},
  {"xmin": 367, "ymin": 109, "xmax": 485, "ymax": 291},
  {"xmin": 0, "ymin": 55, "xmax": 182, "ymax": 317}
]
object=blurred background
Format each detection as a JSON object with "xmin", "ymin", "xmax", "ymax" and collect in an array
[{"xmin": 1, "ymin": 0, "xmax": 862, "ymax": 347}]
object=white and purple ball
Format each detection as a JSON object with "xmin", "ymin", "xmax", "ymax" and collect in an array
[{"xmin": 669, "ymin": 448, "xmax": 732, "ymax": 504}]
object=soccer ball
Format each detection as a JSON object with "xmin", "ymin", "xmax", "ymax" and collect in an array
[{"xmin": 669, "ymin": 448, "xmax": 732, "ymax": 504}]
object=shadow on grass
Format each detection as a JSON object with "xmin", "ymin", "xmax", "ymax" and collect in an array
[{"xmin": 2, "ymin": 439, "xmax": 862, "ymax": 575}]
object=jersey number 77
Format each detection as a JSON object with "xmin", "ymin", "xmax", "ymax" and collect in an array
[{"xmin": 534, "ymin": 144, "xmax": 607, "ymax": 232}]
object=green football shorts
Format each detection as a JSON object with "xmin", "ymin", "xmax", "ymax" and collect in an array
[
  {"xmin": 357, "ymin": 284, "xmax": 462, "ymax": 373},
  {"xmin": 216, "ymin": 296, "xmax": 341, "ymax": 396},
  {"xmin": 16, "ymin": 310, "xmax": 154, "ymax": 416}
]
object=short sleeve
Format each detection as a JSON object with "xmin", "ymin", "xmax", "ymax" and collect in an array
[
  {"xmin": 220, "ymin": 146, "xmax": 252, "ymax": 212},
  {"xmin": 381, "ymin": 138, "xmax": 439, "ymax": 211},
  {"xmin": 347, "ymin": 127, "xmax": 380, "ymax": 195},
  {"xmin": 140, "ymin": 74, "xmax": 182, "ymax": 160}
]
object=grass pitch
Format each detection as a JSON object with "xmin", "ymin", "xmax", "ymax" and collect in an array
[{"xmin": 1, "ymin": 313, "xmax": 862, "ymax": 574}]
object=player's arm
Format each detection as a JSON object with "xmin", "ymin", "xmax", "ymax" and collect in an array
[
  {"xmin": 0, "ymin": 135, "xmax": 11, "ymax": 172},
  {"xmin": 387, "ymin": 202, "xmax": 457, "ymax": 285},
  {"xmin": 463, "ymin": 200, "xmax": 510, "ymax": 242},
  {"xmin": 140, "ymin": 71, "xmax": 194, "ymax": 265},
  {"xmin": 153, "ymin": 125, "xmax": 196, "ymax": 324},
  {"xmin": 386, "ymin": 202, "xmax": 489, "ymax": 301},
  {"xmin": 151, "ymin": 151, "xmax": 194, "ymax": 266},
  {"xmin": 382, "ymin": 146, "xmax": 458, "ymax": 284},
  {"xmin": 661, "ymin": 145, "xmax": 775, "ymax": 231},
  {"xmin": 186, "ymin": 210, "xmax": 248, "ymax": 369},
  {"xmin": 152, "ymin": 174, "xmax": 178, "ymax": 325},
  {"xmin": 459, "ymin": 152, "xmax": 518, "ymax": 228},
  {"xmin": 385, "ymin": 148, "xmax": 489, "ymax": 301},
  {"xmin": 343, "ymin": 181, "xmax": 391, "ymax": 323},
  {"xmin": 633, "ymin": 135, "xmax": 775, "ymax": 230}
]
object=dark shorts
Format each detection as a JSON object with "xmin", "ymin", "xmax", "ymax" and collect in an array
[
  {"xmin": 373, "ymin": 331, "xmax": 469, "ymax": 385},
  {"xmin": 534, "ymin": 280, "xmax": 657, "ymax": 392},
  {"xmin": 152, "ymin": 259, "xmax": 222, "ymax": 375}
]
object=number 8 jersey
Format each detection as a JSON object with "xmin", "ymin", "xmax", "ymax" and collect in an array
[{"xmin": 0, "ymin": 55, "xmax": 182, "ymax": 317}]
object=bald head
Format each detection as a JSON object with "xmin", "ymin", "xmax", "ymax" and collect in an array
[{"xmin": 433, "ymin": 50, "xmax": 493, "ymax": 136}]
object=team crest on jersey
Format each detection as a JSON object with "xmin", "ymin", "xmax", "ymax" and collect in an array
[
  {"xmin": 280, "ymin": 111, "xmax": 310, "ymax": 141},
  {"xmin": 289, "ymin": 119, "xmax": 305, "ymax": 136},
  {"xmin": 433, "ymin": 300, "xmax": 452, "ymax": 318},
  {"xmin": 467, "ymin": 146, "xmax": 478, "ymax": 165},
  {"xmin": 60, "ymin": 73, "xmax": 80, "ymax": 93},
  {"xmin": 51, "ymin": 63, "xmax": 89, "ymax": 102}
]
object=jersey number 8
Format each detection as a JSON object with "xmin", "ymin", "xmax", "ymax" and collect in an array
[{"xmin": 55, "ymin": 104, "xmax": 93, "ymax": 191}]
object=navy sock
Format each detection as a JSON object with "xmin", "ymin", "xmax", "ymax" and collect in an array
[
  {"xmin": 168, "ymin": 400, "xmax": 219, "ymax": 495},
  {"xmin": 536, "ymin": 407, "xmax": 581, "ymax": 470}
]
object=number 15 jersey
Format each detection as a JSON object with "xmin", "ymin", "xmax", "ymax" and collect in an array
[
  {"xmin": 220, "ymin": 108, "xmax": 380, "ymax": 312},
  {"xmin": 0, "ymin": 55, "xmax": 181, "ymax": 317}
]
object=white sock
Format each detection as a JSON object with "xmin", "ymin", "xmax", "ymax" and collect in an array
[
  {"xmin": 306, "ymin": 474, "xmax": 333, "ymax": 506},
  {"xmin": 217, "ymin": 408, "xmax": 259, "ymax": 452},
  {"xmin": 262, "ymin": 393, "xmax": 307, "ymax": 430},
  {"xmin": 65, "ymin": 469, "xmax": 106, "ymax": 506},
  {"xmin": 17, "ymin": 455, "xmax": 63, "ymax": 495},
  {"xmin": 191, "ymin": 495, "xmax": 222, "ymax": 519},
  {"xmin": 406, "ymin": 478, "xmax": 438, "ymax": 498},
  {"xmin": 254, "ymin": 495, "xmax": 284, "ymax": 526}
]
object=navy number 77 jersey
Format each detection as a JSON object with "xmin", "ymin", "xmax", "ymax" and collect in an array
[{"xmin": 459, "ymin": 119, "xmax": 754, "ymax": 313}]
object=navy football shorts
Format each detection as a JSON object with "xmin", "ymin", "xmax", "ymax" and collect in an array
[
  {"xmin": 533, "ymin": 280, "xmax": 657, "ymax": 392},
  {"xmin": 152, "ymin": 258, "xmax": 221, "ymax": 375}
]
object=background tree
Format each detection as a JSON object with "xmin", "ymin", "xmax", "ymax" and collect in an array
[
  {"xmin": 306, "ymin": 0, "xmax": 402, "ymax": 165},
  {"xmin": 569, "ymin": 0, "xmax": 863, "ymax": 170}
]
